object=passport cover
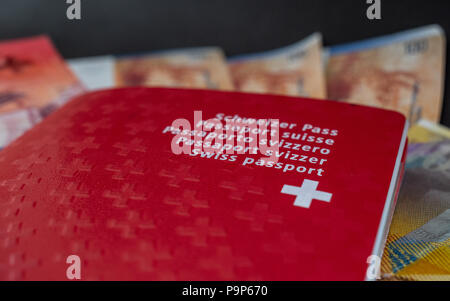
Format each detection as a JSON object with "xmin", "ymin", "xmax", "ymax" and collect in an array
[{"xmin": 0, "ymin": 88, "xmax": 407, "ymax": 280}]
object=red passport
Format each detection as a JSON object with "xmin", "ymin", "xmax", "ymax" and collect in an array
[{"xmin": 0, "ymin": 88, "xmax": 407, "ymax": 280}]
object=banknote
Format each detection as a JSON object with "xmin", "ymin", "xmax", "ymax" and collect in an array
[
  {"xmin": 327, "ymin": 25, "xmax": 446, "ymax": 123},
  {"xmin": 0, "ymin": 36, "xmax": 85, "ymax": 148},
  {"xmin": 0, "ymin": 36, "xmax": 85, "ymax": 116},
  {"xmin": 408, "ymin": 119, "xmax": 450, "ymax": 143},
  {"xmin": 115, "ymin": 47, "xmax": 234, "ymax": 90},
  {"xmin": 0, "ymin": 108, "xmax": 41, "ymax": 150},
  {"xmin": 68, "ymin": 55, "xmax": 115, "ymax": 91},
  {"xmin": 381, "ymin": 140, "xmax": 450, "ymax": 280},
  {"xmin": 228, "ymin": 33, "xmax": 326, "ymax": 98}
]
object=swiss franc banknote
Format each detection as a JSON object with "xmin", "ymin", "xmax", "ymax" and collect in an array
[
  {"xmin": 115, "ymin": 47, "xmax": 234, "ymax": 90},
  {"xmin": 228, "ymin": 33, "xmax": 326, "ymax": 98},
  {"xmin": 0, "ymin": 109, "xmax": 41, "ymax": 150},
  {"xmin": 68, "ymin": 55, "xmax": 115, "ymax": 91},
  {"xmin": 381, "ymin": 140, "xmax": 450, "ymax": 280},
  {"xmin": 0, "ymin": 36, "xmax": 84, "ymax": 149},
  {"xmin": 408, "ymin": 119, "xmax": 450, "ymax": 143},
  {"xmin": 327, "ymin": 25, "xmax": 446, "ymax": 123}
]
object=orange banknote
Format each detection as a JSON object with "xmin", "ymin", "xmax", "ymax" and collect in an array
[
  {"xmin": 228, "ymin": 33, "xmax": 326, "ymax": 98},
  {"xmin": 0, "ymin": 36, "xmax": 84, "ymax": 148},
  {"xmin": 0, "ymin": 36, "xmax": 84, "ymax": 117},
  {"xmin": 326, "ymin": 25, "xmax": 446, "ymax": 123},
  {"xmin": 115, "ymin": 47, "xmax": 234, "ymax": 90}
]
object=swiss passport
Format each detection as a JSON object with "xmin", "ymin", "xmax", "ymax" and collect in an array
[{"xmin": 0, "ymin": 88, "xmax": 407, "ymax": 280}]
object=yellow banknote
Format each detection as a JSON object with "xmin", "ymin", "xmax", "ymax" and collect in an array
[
  {"xmin": 327, "ymin": 25, "xmax": 446, "ymax": 123},
  {"xmin": 408, "ymin": 119, "xmax": 450, "ymax": 143},
  {"xmin": 115, "ymin": 47, "xmax": 234, "ymax": 90},
  {"xmin": 228, "ymin": 33, "xmax": 326, "ymax": 98},
  {"xmin": 381, "ymin": 141, "xmax": 450, "ymax": 281}
]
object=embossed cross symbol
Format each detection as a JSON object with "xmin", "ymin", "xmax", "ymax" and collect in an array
[{"xmin": 281, "ymin": 179, "xmax": 332, "ymax": 208}]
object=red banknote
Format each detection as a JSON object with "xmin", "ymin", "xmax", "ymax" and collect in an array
[{"xmin": 0, "ymin": 35, "xmax": 84, "ymax": 149}]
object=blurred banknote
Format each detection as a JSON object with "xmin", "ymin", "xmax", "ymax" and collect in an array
[
  {"xmin": 0, "ymin": 108, "xmax": 41, "ymax": 150},
  {"xmin": 0, "ymin": 35, "xmax": 85, "ymax": 148},
  {"xmin": 381, "ymin": 140, "xmax": 450, "ymax": 280},
  {"xmin": 228, "ymin": 33, "xmax": 326, "ymax": 98},
  {"xmin": 326, "ymin": 25, "xmax": 446, "ymax": 123},
  {"xmin": 408, "ymin": 119, "xmax": 450, "ymax": 143},
  {"xmin": 115, "ymin": 47, "xmax": 234, "ymax": 90},
  {"xmin": 68, "ymin": 55, "xmax": 115, "ymax": 91}
]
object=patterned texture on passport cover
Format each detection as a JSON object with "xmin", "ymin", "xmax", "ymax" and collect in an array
[{"xmin": 0, "ymin": 88, "xmax": 406, "ymax": 280}]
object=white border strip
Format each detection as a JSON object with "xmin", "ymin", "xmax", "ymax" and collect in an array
[{"xmin": 366, "ymin": 119, "xmax": 409, "ymax": 280}]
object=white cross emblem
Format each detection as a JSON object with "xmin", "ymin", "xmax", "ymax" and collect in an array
[{"xmin": 281, "ymin": 179, "xmax": 332, "ymax": 208}]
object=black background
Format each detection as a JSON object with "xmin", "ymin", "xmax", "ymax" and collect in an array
[{"xmin": 0, "ymin": 0, "xmax": 449, "ymax": 125}]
